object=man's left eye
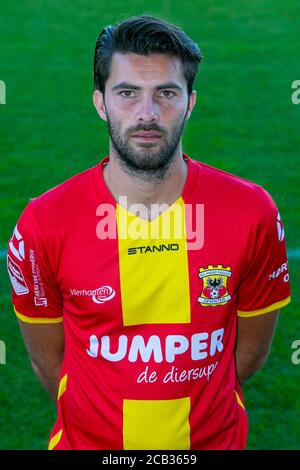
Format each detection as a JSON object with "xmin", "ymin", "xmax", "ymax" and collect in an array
[{"xmin": 159, "ymin": 90, "xmax": 175, "ymax": 98}]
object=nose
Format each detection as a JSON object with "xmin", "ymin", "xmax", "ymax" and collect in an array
[{"xmin": 136, "ymin": 96, "xmax": 158, "ymax": 123}]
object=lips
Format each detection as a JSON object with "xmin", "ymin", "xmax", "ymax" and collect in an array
[{"xmin": 131, "ymin": 132, "xmax": 162, "ymax": 141}]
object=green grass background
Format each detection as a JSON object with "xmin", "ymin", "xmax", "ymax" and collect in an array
[{"xmin": 0, "ymin": 0, "xmax": 299, "ymax": 449}]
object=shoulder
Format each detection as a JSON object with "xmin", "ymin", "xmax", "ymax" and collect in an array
[
  {"xmin": 20, "ymin": 163, "xmax": 100, "ymax": 227},
  {"xmin": 18, "ymin": 164, "xmax": 100, "ymax": 234},
  {"xmin": 189, "ymin": 157, "xmax": 278, "ymax": 221},
  {"xmin": 32, "ymin": 164, "xmax": 98, "ymax": 208}
]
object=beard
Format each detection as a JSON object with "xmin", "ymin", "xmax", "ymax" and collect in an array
[{"xmin": 105, "ymin": 110, "xmax": 188, "ymax": 181}]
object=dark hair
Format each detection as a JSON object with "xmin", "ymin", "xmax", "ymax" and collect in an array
[{"xmin": 94, "ymin": 15, "xmax": 203, "ymax": 95}]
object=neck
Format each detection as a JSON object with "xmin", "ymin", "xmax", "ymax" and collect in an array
[{"xmin": 103, "ymin": 145, "xmax": 188, "ymax": 218}]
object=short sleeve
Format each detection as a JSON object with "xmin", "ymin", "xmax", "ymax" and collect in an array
[
  {"xmin": 237, "ymin": 188, "xmax": 291, "ymax": 317},
  {"xmin": 7, "ymin": 201, "xmax": 63, "ymax": 323}
]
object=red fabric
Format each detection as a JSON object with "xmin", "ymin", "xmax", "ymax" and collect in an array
[{"xmin": 8, "ymin": 155, "xmax": 290, "ymax": 449}]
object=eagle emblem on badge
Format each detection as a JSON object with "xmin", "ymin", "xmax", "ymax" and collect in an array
[{"xmin": 198, "ymin": 265, "xmax": 232, "ymax": 306}]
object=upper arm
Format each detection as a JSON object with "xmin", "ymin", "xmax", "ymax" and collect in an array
[
  {"xmin": 237, "ymin": 188, "xmax": 291, "ymax": 317},
  {"xmin": 7, "ymin": 202, "xmax": 63, "ymax": 324},
  {"xmin": 236, "ymin": 309, "xmax": 279, "ymax": 358},
  {"xmin": 18, "ymin": 319, "xmax": 65, "ymax": 369}
]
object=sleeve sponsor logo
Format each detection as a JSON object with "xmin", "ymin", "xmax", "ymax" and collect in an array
[
  {"xmin": 29, "ymin": 250, "xmax": 48, "ymax": 307},
  {"xmin": 7, "ymin": 255, "xmax": 29, "ymax": 295},
  {"xmin": 34, "ymin": 297, "xmax": 48, "ymax": 306},
  {"xmin": 269, "ymin": 261, "xmax": 289, "ymax": 282},
  {"xmin": 8, "ymin": 225, "xmax": 25, "ymax": 261},
  {"xmin": 277, "ymin": 211, "xmax": 285, "ymax": 242}
]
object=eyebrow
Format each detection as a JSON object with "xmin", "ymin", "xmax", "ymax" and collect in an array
[{"xmin": 112, "ymin": 82, "xmax": 183, "ymax": 92}]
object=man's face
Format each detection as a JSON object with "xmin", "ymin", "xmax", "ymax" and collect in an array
[{"xmin": 94, "ymin": 52, "xmax": 196, "ymax": 177}]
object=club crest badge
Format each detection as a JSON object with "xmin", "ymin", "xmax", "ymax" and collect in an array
[{"xmin": 198, "ymin": 265, "xmax": 232, "ymax": 307}]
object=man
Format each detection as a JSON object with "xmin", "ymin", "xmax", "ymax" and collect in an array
[{"xmin": 7, "ymin": 15, "xmax": 291, "ymax": 450}]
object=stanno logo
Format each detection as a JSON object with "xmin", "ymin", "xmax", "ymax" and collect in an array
[{"xmin": 128, "ymin": 243, "xmax": 179, "ymax": 255}]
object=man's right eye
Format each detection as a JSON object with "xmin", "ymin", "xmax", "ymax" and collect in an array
[{"xmin": 119, "ymin": 90, "xmax": 136, "ymax": 98}]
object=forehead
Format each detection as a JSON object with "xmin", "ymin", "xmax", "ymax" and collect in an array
[{"xmin": 108, "ymin": 52, "xmax": 186, "ymax": 87}]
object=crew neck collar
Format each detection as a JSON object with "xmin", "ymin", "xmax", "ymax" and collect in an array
[{"xmin": 94, "ymin": 152, "xmax": 198, "ymax": 205}]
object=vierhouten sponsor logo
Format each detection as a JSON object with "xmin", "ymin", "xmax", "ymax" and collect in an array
[{"xmin": 70, "ymin": 286, "xmax": 116, "ymax": 304}]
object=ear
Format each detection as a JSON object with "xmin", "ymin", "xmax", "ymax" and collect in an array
[
  {"xmin": 93, "ymin": 89, "xmax": 107, "ymax": 122},
  {"xmin": 186, "ymin": 90, "xmax": 197, "ymax": 120}
]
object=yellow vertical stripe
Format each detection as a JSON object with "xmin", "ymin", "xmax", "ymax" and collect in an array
[
  {"xmin": 48, "ymin": 429, "xmax": 63, "ymax": 450},
  {"xmin": 57, "ymin": 373, "xmax": 68, "ymax": 400},
  {"xmin": 123, "ymin": 398, "xmax": 190, "ymax": 449},
  {"xmin": 117, "ymin": 198, "xmax": 190, "ymax": 326}
]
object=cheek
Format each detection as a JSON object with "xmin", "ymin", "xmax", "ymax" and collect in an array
[
  {"xmin": 110, "ymin": 102, "xmax": 135, "ymax": 125},
  {"xmin": 113, "ymin": 98, "xmax": 136, "ymax": 113},
  {"xmin": 164, "ymin": 105, "xmax": 188, "ymax": 126},
  {"xmin": 160, "ymin": 99, "xmax": 188, "ymax": 117},
  {"xmin": 106, "ymin": 106, "xmax": 127, "ymax": 128}
]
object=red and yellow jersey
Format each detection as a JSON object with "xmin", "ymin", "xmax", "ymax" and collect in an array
[{"xmin": 7, "ymin": 155, "xmax": 291, "ymax": 450}]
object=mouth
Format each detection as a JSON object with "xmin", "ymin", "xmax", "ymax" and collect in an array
[{"xmin": 131, "ymin": 131, "xmax": 162, "ymax": 142}]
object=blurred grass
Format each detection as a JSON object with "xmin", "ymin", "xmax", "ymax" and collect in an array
[{"xmin": 0, "ymin": 0, "xmax": 299, "ymax": 449}]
